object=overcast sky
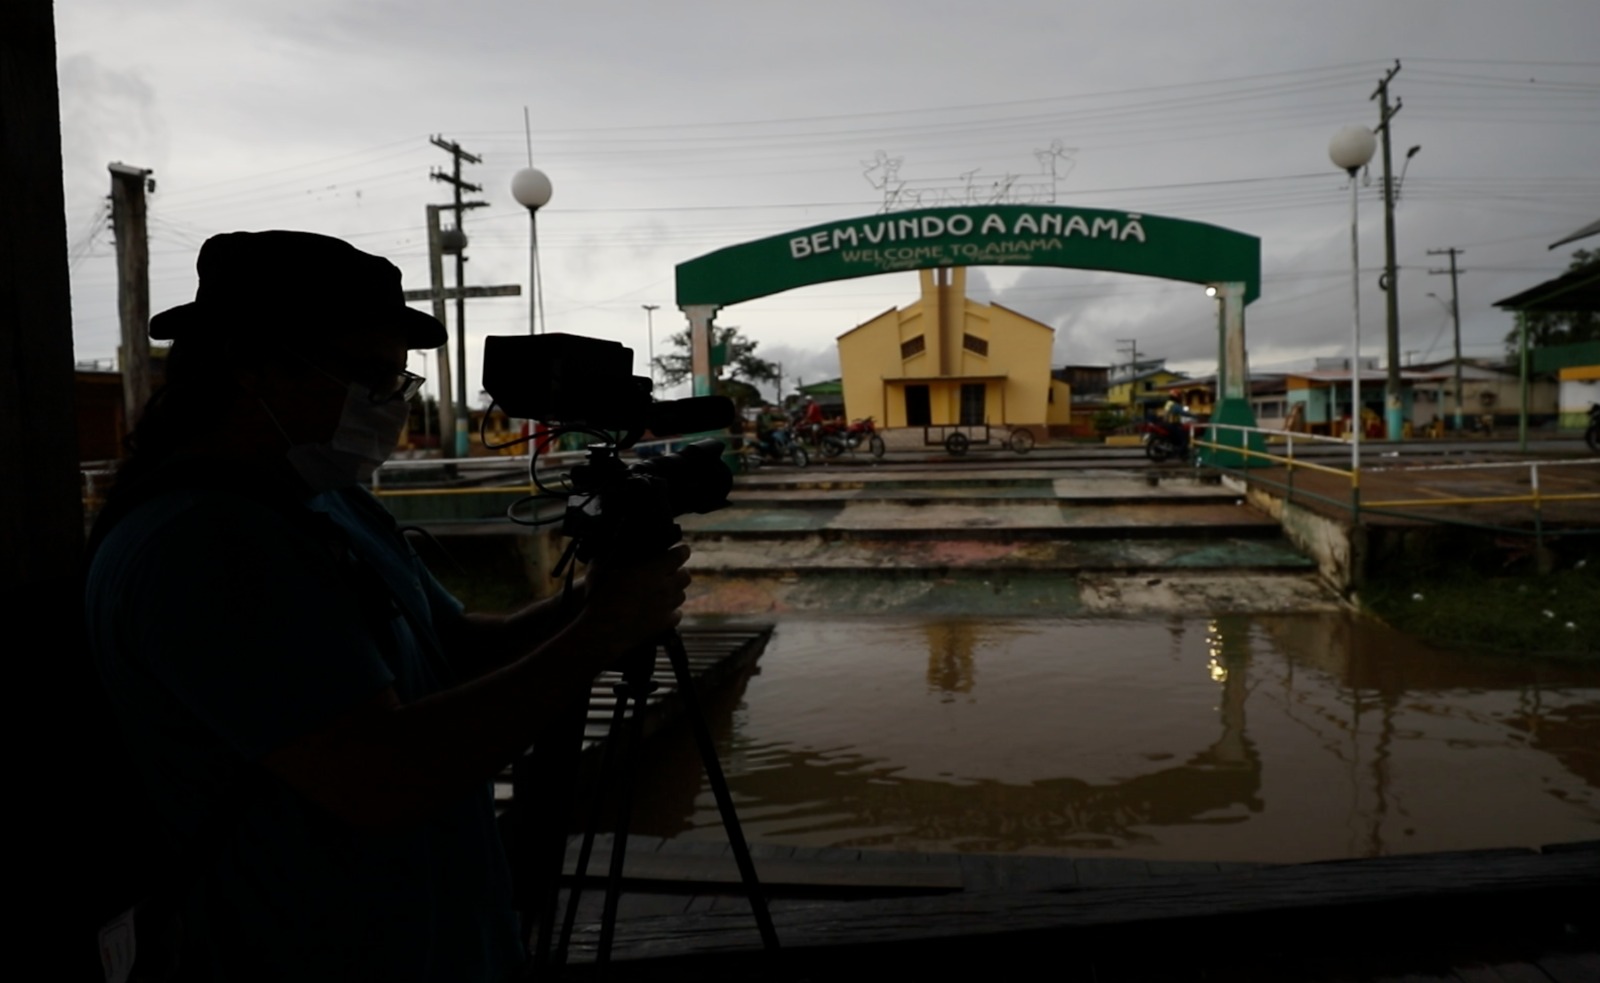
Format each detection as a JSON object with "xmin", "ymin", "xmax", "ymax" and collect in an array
[{"xmin": 55, "ymin": 0, "xmax": 1599, "ymax": 403}]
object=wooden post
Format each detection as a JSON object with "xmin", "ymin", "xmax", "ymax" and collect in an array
[
  {"xmin": 4, "ymin": 0, "xmax": 84, "ymax": 585},
  {"xmin": 109, "ymin": 162, "xmax": 152, "ymax": 433},
  {"xmin": 5, "ymin": 4, "xmax": 100, "ymax": 969}
]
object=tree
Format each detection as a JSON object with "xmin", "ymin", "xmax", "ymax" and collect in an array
[
  {"xmin": 653, "ymin": 325, "xmax": 780, "ymax": 411},
  {"xmin": 1503, "ymin": 249, "xmax": 1598, "ymax": 360}
]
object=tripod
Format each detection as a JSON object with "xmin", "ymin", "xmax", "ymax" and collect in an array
[{"xmin": 518, "ymin": 626, "xmax": 781, "ymax": 975}]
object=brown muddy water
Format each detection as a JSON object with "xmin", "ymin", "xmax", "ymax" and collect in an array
[{"xmin": 618, "ymin": 614, "xmax": 1599, "ymax": 863}]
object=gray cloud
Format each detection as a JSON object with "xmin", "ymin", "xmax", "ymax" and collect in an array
[{"xmin": 52, "ymin": 0, "xmax": 1598, "ymax": 387}]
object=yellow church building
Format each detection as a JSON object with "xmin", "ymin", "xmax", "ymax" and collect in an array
[{"xmin": 837, "ymin": 267, "xmax": 1064, "ymax": 434}]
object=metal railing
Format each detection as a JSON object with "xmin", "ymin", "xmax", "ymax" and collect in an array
[
  {"xmin": 368, "ymin": 435, "xmax": 705, "ymax": 501},
  {"xmin": 1192, "ymin": 421, "xmax": 1600, "ymax": 542},
  {"xmin": 77, "ymin": 437, "xmax": 706, "ymax": 516}
]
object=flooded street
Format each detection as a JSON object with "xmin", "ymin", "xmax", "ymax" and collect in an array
[{"xmin": 625, "ymin": 614, "xmax": 1600, "ymax": 864}]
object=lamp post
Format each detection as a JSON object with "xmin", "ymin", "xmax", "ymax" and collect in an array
[
  {"xmin": 510, "ymin": 167, "xmax": 553, "ymax": 334},
  {"xmin": 1330, "ymin": 125, "xmax": 1377, "ymax": 484},
  {"xmin": 1205, "ymin": 284, "xmax": 1222, "ymax": 401},
  {"xmin": 642, "ymin": 304, "xmax": 659, "ymax": 386}
]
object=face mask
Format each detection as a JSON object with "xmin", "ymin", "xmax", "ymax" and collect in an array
[{"xmin": 261, "ymin": 383, "xmax": 411, "ymax": 492}]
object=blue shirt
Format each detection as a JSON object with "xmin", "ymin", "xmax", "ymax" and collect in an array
[{"xmin": 86, "ymin": 484, "xmax": 522, "ymax": 981}]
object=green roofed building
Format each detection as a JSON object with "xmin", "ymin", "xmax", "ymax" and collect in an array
[{"xmin": 791, "ymin": 379, "xmax": 845, "ymax": 417}]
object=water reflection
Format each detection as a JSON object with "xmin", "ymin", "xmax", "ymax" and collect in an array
[
  {"xmin": 622, "ymin": 614, "xmax": 1600, "ymax": 863},
  {"xmin": 925, "ymin": 621, "xmax": 977, "ymax": 700}
]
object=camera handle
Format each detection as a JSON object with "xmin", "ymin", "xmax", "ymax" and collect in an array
[{"xmin": 542, "ymin": 627, "xmax": 781, "ymax": 973}]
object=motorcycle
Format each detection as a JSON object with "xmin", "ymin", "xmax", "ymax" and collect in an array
[
  {"xmin": 1136, "ymin": 418, "xmax": 1192, "ymax": 463},
  {"xmin": 836, "ymin": 417, "xmax": 887, "ymax": 458},
  {"xmin": 795, "ymin": 419, "xmax": 848, "ymax": 458},
  {"xmin": 740, "ymin": 427, "xmax": 809, "ymax": 471},
  {"xmin": 1587, "ymin": 403, "xmax": 1599, "ymax": 454}
]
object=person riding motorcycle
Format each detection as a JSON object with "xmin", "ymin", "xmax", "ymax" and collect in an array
[
  {"xmin": 1161, "ymin": 389, "xmax": 1190, "ymax": 454},
  {"xmin": 755, "ymin": 405, "xmax": 794, "ymax": 459}
]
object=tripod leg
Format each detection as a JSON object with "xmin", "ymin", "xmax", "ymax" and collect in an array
[
  {"xmin": 595, "ymin": 650, "xmax": 658, "ymax": 970},
  {"xmin": 662, "ymin": 630, "xmax": 782, "ymax": 953},
  {"xmin": 552, "ymin": 687, "xmax": 632, "ymax": 967},
  {"xmin": 519, "ymin": 704, "xmax": 585, "ymax": 971}
]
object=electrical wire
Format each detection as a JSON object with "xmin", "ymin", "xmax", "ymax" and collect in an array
[
  {"xmin": 504, "ymin": 495, "xmax": 573, "ymax": 527},
  {"xmin": 478, "ymin": 400, "xmax": 533, "ymax": 452}
]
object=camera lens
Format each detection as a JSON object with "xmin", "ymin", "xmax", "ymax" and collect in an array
[{"xmin": 632, "ymin": 439, "xmax": 731, "ymax": 517}]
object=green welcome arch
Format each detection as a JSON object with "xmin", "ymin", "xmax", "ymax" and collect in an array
[
  {"xmin": 674, "ymin": 204, "xmax": 1264, "ymax": 462},
  {"xmin": 678, "ymin": 204, "xmax": 1260, "ymax": 307}
]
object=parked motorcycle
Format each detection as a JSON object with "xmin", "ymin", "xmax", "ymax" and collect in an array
[
  {"xmin": 838, "ymin": 417, "xmax": 887, "ymax": 458},
  {"xmin": 794, "ymin": 420, "xmax": 847, "ymax": 458}
]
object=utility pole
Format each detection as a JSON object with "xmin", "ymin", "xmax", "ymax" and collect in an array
[
  {"xmin": 423, "ymin": 205, "xmax": 456, "ymax": 459},
  {"xmin": 1116, "ymin": 338, "xmax": 1143, "ymax": 374},
  {"xmin": 412, "ymin": 204, "xmax": 519, "ymax": 459},
  {"xmin": 642, "ymin": 304, "xmax": 659, "ymax": 386},
  {"xmin": 1427, "ymin": 247, "xmax": 1466, "ymax": 432},
  {"xmin": 108, "ymin": 162, "xmax": 153, "ymax": 435},
  {"xmin": 1371, "ymin": 61, "xmax": 1404, "ymax": 441},
  {"xmin": 430, "ymin": 135, "xmax": 486, "ymax": 458},
  {"xmin": 1115, "ymin": 339, "xmax": 1145, "ymax": 416}
]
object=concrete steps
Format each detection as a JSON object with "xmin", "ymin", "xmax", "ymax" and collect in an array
[
  {"xmin": 680, "ymin": 466, "xmax": 1338, "ymax": 616},
  {"xmin": 682, "ymin": 501, "xmax": 1278, "ymax": 542},
  {"xmin": 686, "ymin": 536, "xmax": 1315, "ymax": 575}
]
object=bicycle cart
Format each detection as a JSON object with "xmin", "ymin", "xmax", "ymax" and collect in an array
[{"xmin": 922, "ymin": 424, "xmax": 1035, "ymax": 456}]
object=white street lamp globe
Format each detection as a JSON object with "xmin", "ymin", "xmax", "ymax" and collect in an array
[
  {"xmin": 1329, "ymin": 126, "xmax": 1377, "ymax": 173},
  {"xmin": 511, "ymin": 167, "xmax": 553, "ymax": 209}
]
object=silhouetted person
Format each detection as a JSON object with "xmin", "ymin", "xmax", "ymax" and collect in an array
[{"xmin": 85, "ymin": 231, "xmax": 689, "ymax": 981}]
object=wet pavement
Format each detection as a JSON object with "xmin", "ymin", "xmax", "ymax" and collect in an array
[
  {"xmin": 625, "ymin": 613, "xmax": 1600, "ymax": 864},
  {"xmin": 684, "ymin": 569, "xmax": 1338, "ymax": 617},
  {"xmin": 635, "ymin": 460, "xmax": 1599, "ymax": 863}
]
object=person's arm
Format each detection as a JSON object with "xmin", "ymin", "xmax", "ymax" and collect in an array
[
  {"xmin": 438, "ymin": 582, "xmax": 588, "ymax": 679},
  {"xmin": 263, "ymin": 544, "xmax": 691, "ymax": 829}
]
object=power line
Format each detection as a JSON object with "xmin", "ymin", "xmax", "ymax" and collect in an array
[
  {"xmin": 457, "ymin": 61, "xmax": 1386, "ymax": 136},
  {"xmin": 1399, "ymin": 57, "xmax": 1600, "ymax": 68}
]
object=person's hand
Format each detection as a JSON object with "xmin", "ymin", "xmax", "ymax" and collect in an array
[{"xmin": 572, "ymin": 543, "xmax": 692, "ymax": 660}]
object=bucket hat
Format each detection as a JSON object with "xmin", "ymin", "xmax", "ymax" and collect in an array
[{"xmin": 149, "ymin": 230, "xmax": 446, "ymax": 349}]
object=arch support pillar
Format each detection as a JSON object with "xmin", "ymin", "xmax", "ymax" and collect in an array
[
  {"xmin": 1206, "ymin": 282, "xmax": 1264, "ymax": 469},
  {"xmin": 681, "ymin": 304, "xmax": 719, "ymax": 397}
]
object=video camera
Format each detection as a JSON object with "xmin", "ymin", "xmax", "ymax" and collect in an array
[
  {"xmin": 484, "ymin": 333, "xmax": 732, "ymax": 440},
  {"xmin": 481, "ymin": 333, "xmax": 735, "ymax": 562}
]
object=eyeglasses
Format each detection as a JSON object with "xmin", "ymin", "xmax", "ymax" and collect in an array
[
  {"xmin": 374, "ymin": 368, "xmax": 426, "ymax": 404},
  {"xmin": 298, "ymin": 355, "xmax": 425, "ymax": 404}
]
